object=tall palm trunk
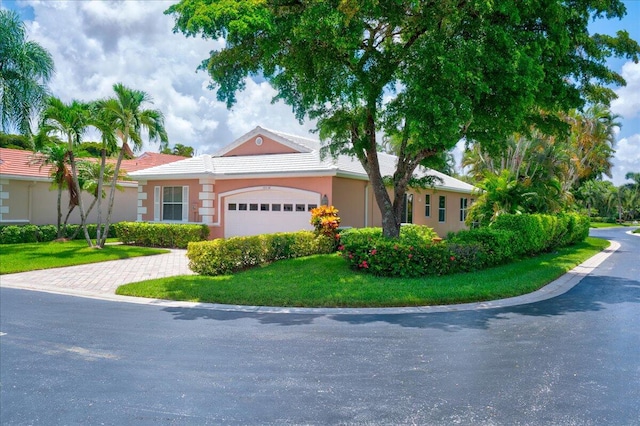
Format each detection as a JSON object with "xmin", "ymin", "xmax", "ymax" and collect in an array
[
  {"xmin": 55, "ymin": 185, "xmax": 63, "ymax": 238},
  {"xmin": 95, "ymin": 148, "xmax": 106, "ymax": 246},
  {"xmin": 67, "ymin": 146, "xmax": 93, "ymax": 247},
  {"xmin": 99, "ymin": 136, "xmax": 127, "ymax": 247}
]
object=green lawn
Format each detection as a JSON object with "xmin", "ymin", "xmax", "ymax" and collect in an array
[
  {"xmin": 590, "ymin": 221, "xmax": 635, "ymax": 228},
  {"xmin": 0, "ymin": 240, "xmax": 168, "ymax": 274},
  {"xmin": 117, "ymin": 237, "xmax": 609, "ymax": 308}
]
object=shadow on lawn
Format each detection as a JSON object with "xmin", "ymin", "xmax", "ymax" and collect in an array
[{"xmin": 162, "ymin": 275, "xmax": 640, "ymax": 330}]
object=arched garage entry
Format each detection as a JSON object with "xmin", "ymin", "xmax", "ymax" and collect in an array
[{"xmin": 222, "ymin": 186, "xmax": 320, "ymax": 237}]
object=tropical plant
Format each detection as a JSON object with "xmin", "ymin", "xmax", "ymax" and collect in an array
[
  {"xmin": 165, "ymin": 0, "xmax": 639, "ymax": 238},
  {"xmin": 0, "ymin": 10, "xmax": 54, "ymax": 135},
  {"xmin": 36, "ymin": 97, "xmax": 93, "ymax": 245},
  {"xmin": 30, "ymin": 141, "xmax": 70, "ymax": 237},
  {"xmin": 96, "ymin": 83, "xmax": 168, "ymax": 247}
]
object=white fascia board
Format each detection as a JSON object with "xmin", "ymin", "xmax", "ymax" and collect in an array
[
  {"xmin": 212, "ymin": 169, "xmax": 337, "ymax": 180},
  {"xmin": 127, "ymin": 172, "xmax": 213, "ymax": 181},
  {"xmin": 1, "ymin": 175, "xmax": 50, "ymax": 183},
  {"xmin": 335, "ymin": 170, "xmax": 370, "ymax": 181}
]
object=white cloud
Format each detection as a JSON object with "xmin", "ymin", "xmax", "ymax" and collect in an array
[
  {"xmin": 612, "ymin": 61, "xmax": 640, "ymax": 120},
  {"xmin": 18, "ymin": 0, "xmax": 310, "ymax": 157}
]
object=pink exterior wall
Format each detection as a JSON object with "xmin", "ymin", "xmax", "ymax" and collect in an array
[
  {"xmin": 409, "ymin": 190, "xmax": 473, "ymax": 236},
  {"xmin": 223, "ymin": 134, "xmax": 299, "ymax": 156},
  {"xmin": 138, "ymin": 179, "xmax": 202, "ymax": 223}
]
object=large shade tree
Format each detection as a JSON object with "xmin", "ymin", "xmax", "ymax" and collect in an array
[
  {"xmin": 0, "ymin": 10, "xmax": 54, "ymax": 135},
  {"xmin": 166, "ymin": 0, "xmax": 639, "ymax": 237}
]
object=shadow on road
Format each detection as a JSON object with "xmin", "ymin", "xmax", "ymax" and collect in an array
[{"xmin": 161, "ymin": 275, "xmax": 639, "ymax": 330}]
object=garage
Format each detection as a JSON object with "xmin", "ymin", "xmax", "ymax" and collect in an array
[{"xmin": 223, "ymin": 187, "xmax": 320, "ymax": 237}]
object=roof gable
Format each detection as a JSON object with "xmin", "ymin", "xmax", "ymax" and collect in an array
[{"xmin": 215, "ymin": 126, "xmax": 313, "ymax": 157}]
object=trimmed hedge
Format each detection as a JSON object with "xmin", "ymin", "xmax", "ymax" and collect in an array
[
  {"xmin": 188, "ymin": 231, "xmax": 334, "ymax": 276},
  {"xmin": 114, "ymin": 222, "xmax": 210, "ymax": 249},
  {"xmin": 339, "ymin": 213, "xmax": 590, "ymax": 278},
  {"xmin": 0, "ymin": 223, "xmax": 117, "ymax": 244}
]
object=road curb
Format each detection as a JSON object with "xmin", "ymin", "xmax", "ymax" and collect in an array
[{"xmin": 1, "ymin": 240, "xmax": 620, "ymax": 315}]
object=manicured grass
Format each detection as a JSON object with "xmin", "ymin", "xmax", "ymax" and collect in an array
[
  {"xmin": 0, "ymin": 240, "xmax": 169, "ymax": 274},
  {"xmin": 590, "ymin": 221, "xmax": 635, "ymax": 228},
  {"xmin": 117, "ymin": 237, "xmax": 610, "ymax": 308}
]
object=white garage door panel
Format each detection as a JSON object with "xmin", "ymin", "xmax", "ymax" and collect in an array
[{"xmin": 225, "ymin": 189, "xmax": 319, "ymax": 237}]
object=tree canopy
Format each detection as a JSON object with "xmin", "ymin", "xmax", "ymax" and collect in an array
[
  {"xmin": 0, "ymin": 10, "xmax": 54, "ymax": 135},
  {"xmin": 166, "ymin": 0, "xmax": 639, "ymax": 237}
]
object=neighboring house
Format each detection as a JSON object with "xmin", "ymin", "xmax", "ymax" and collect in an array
[
  {"xmin": 130, "ymin": 126, "xmax": 476, "ymax": 239},
  {"xmin": 0, "ymin": 148, "xmax": 186, "ymax": 226}
]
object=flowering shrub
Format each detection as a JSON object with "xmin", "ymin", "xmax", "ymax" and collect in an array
[
  {"xmin": 338, "ymin": 213, "xmax": 589, "ymax": 278},
  {"xmin": 310, "ymin": 205, "xmax": 341, "ymax": 237},
  {"xmin": 339, "ymin": 225, "xmax": 449, "ymax": 277}
]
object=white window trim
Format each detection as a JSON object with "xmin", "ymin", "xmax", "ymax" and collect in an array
[
  {"xmin": 155, "ymin": 185, "xmax": 190, "ymax": 222},
  {"xmin": 439, "ymin": 195, "xmax": 446, "ymax": 223}
]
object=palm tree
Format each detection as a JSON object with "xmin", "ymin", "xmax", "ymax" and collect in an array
[
  {"xmin": 0, "ymin": 10, "xmax": 54, "ymax": 135},
  {"xmin": 37, "ymin": 97, "xmax": 93, "ymax": 246},
  {"xmin": 30, "ymin": 141, "xmax": 70, "ymax": 237},
  {"xmin": 97, "ymin": 83, "xmax": 168, "ymax": 247},
  {"xmin": 85, "ymin": 101, "xmax": 118, "ymax": 245}
]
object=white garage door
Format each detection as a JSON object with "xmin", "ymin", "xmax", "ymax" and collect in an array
[{"xmin": 224, "ymin": 187, "xmax": 320, "ymax": 237}]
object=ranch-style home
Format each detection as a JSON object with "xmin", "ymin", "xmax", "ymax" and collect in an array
[
  {"xmin": 0, "ymin": 147, "xmax": 186, "ymax": 226},
  {"xmin": 130, "ymin": 126, "xmax": 477, "ymax": 239}
]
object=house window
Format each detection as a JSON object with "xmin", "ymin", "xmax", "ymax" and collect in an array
[
  {"xmin": 438, "ymin": 195, "xmax": 446, "ymax": 222},
  {"xmin": 162, "ymin": 186, "xmax": 186, "ymax": 221},
  {"xmin": 295, "ymin": 204, "xmax": 306, "ymax": 212},
  {"xmin": 228, "ymin": 203, "xmax": 237, "ymax": 211},
  {"xmin": 460, "ymin": 198, "xmax": 469, "ymax": 222},
  {"xmin": 401, "ymin": 193, "xmax": 413, "ymax": 223},
  {"xmin": 249, "ymin": 203, "xmax": 258, "ymax": 211},
  {"xmin": 238, "ymin": 203, "xmax": 247, "ymax": 211},
  {"xmin": 272, "ymin": 204, "xmax": 281, "ymax": 211},
  {"xmin": 307, "ymin": 204, "xmax": 317, "ymax": 211},
  {"xmin": 424, "ymin": 194, "xmax": 431, "ymax": 217},
  {"xmin": 283, "ymin": 204, "xmax": 293, "ymax": 212},
  {"xmin": 260, "ymin": 203, "xmax": 269, "ymax": 211}
]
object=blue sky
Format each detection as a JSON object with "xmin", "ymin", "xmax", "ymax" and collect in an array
[{"xmin": 3, "ymin": 0, "xmax": 639, "ymax": 185}]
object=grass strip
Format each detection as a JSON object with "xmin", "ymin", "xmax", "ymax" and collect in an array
[
  {"xmin": 0, "ymin": 240, "xmax": 169, "ymax": 274},
  {"xmin": 117, "ymin": 237, "xmax": 609, "ymax": 308},
  {"xmin": 589, "ymin": 222, "xmax": 635, "ymax": 228}
]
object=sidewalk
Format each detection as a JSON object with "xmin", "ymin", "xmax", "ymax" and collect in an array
[{"xmin": 0, "ymin": 249, "xmax": 193, "ymax": 295}]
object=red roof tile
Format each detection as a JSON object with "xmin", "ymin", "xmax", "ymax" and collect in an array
[{"xmin": 0, "ymin": 148, "xmax": 186, "ymax": 180}]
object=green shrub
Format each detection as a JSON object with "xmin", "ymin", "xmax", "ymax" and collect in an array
[
  {"xmin": 187, "ymin": 230, "xmax": 333, "ymax": 276},
  {"xmin": 447, "ymin": 227, "xmax": 517, "ymax": 267},
  {"xmin": 0, "ymin": 226, "xmax": 24, "ymax": 244},
  {"xmin": 339, "ymin": 226, "xmax": 447, "ymax": 277},
  {"xmin": 339, "ymin": 214, "xmax": 589, "ymax": 278},
  {"xmin": 37, "ymin": 225, "xmax": 58, "ymax": 242},
  {"xmin": 114, "ymin": 222, "xmax": 210, "ymax": 249}
]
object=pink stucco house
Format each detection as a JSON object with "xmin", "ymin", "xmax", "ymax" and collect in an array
[{"xmin": 129, "ymin": 126, "xmax": 476, "ymax": 239}]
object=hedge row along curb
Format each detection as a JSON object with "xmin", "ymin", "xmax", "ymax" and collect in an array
[
  {"xmin": 339, "ymin": 213, "xmax": 589, "ymax": 278},
  {"xmin": 187, "ymin": 231, "xmax": 334, "ymax": 275}
]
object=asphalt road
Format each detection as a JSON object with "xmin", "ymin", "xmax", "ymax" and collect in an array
[{"xmin": 1, "ymin": 227, "xmax": 639, "ymax": 425}]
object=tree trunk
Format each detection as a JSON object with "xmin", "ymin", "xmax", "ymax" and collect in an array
[
  {"xmin": 56, "ymin": 186, "xmax": 63, "ymax": 238},
  {"xmin": 100, "ymin": 140, "xmax": 127, "ymax": 247},
  {"xmin": 95, "ymin": 148, "xmax": 106, "ymax": 247},
  {"xmin": 68, "ymin": 148, "xmax": 93, "ymax": 247}
]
